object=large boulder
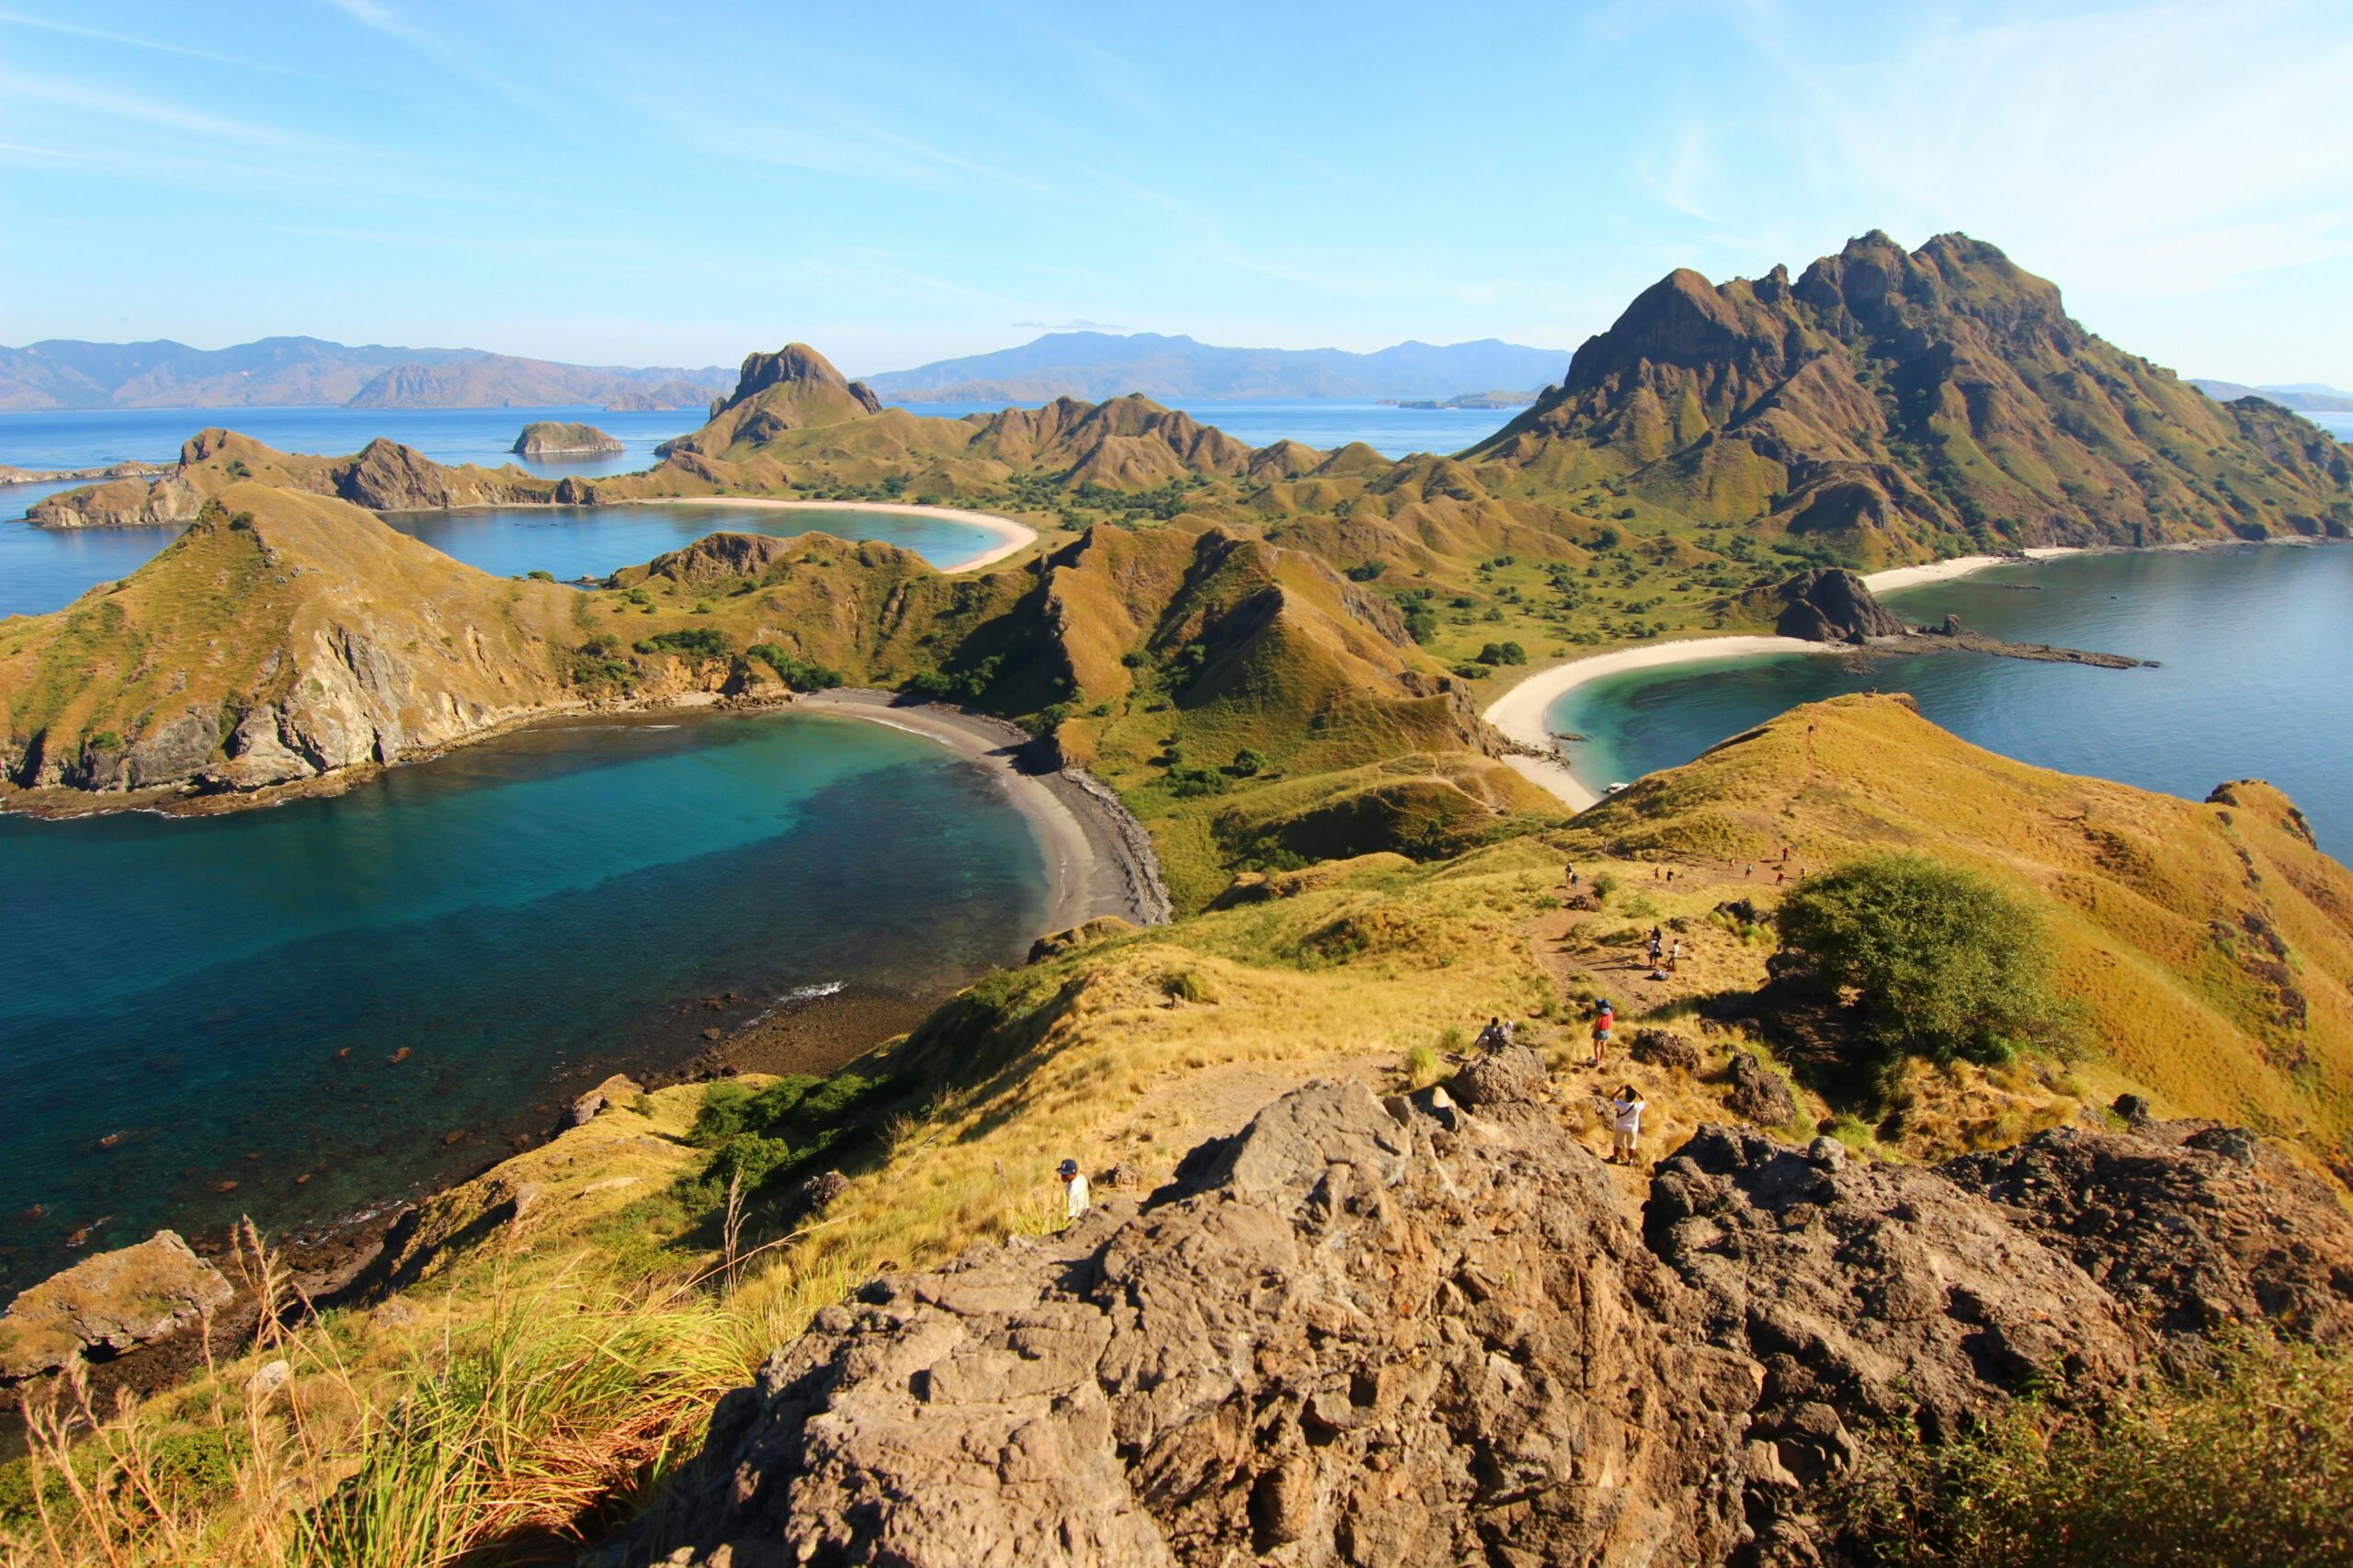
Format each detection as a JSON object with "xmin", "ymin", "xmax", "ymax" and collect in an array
[
  {"xmin": 597, "ymin": 1080, "xmax": 1759, "ymax": 1566},
  {"xmin": 1725, "ymin": 1051, "xmax": 1797, "ymax": 1125},
  {"xmin": 0, "ymin": 1231, "xmax": 233, "ymax": 1381}
]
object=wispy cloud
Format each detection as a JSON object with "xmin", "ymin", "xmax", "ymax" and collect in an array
[{"xmin": 0, "ymin": 8, "xmax": 318, "ymax": 75}]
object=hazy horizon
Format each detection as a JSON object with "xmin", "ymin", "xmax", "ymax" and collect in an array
[{"xmin": 5, "ymin": 2, "xmax": 2352, "ymax": 386}]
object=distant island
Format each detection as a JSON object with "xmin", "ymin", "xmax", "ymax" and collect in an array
[
  {"xmin": 513, "ymin": 420, "xmax": 628, "ymax": 457},
  {"xmin": 0, "ymin": 335, "xmax": 731, "ymax": 413},
  {"xmin": 860, "ymin": 330, "xmax": 1568, "ymax": 403},
  {"xmin": 2189, "ymin": 378, "xmax": 2353, "ymax": 413},
  {"xmin": 1379, "ymin": 388, "xmax": 1543, "ymax": 410}
]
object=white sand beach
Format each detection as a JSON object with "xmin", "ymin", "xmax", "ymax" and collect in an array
[
  {"xmin": 621, "ymin": 496, "xmax": 1038, "ymax": 573},
  {"xmin": 1488, "ymin": 549, "xmax": 2091, "ymax": 811}
]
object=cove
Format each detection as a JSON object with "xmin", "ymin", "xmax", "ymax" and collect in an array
[
  {"xmin": 0, "ymin": 708, "xmax": 1051, "ymax": 1290},
  {"xmin": 1548, "ymin": 544, "xmax": 2353, "ymax": 858}
]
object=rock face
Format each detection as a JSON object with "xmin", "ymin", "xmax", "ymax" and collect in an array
[
  {"xmin": 512, "ymin": 420, "xmax": 626, "ymax": 458},
  {"xmin": 1759, "ymin": 568, "xmax": 1909, "ymax": 642},
  {"xmin": 0, "ymin": 1231, "xmax": 233, "ymax": 1381},
  {"xmin": 1944, "ymin": 1119, "xmax": 2353, "ymax": 1341},
  {"xmin": 602, "ymin": 1079, "xmax": 1759, "ymax": 1566}
]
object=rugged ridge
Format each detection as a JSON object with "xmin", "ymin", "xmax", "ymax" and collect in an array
[{"xmin": 1468, "ymin": 232, "xmax": 2353, "ymax": 562}]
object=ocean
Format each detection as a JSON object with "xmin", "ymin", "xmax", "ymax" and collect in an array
[
  {"xmin": 0, "ymin": 709, "xmax": 1051, "ymax": 1290},
  {"xmin": 1547, "ymin": 543, "xmax": 2353, "ymax": 858}
]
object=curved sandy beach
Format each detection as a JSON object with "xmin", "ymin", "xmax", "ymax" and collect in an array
[
  {"xmin": 1485, "ymin": 550, "xmax": 2086, "ymax": 810},
  {"xmin": 623, "ymin": 496, "xmax": 1039, "ymax": 573},
  {"xmin": 794, "ymin": 688, "xmax": 1172, "ymax": 932}
]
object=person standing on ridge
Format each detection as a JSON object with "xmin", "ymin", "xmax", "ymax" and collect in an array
[
  {"xmin": 1602, "ymin": 1085, "xmax": 1646, "ymax": 1165},
  {"xmin": 1058, "ymin": 1159, "xmax": 1089, "ymax": 1225}
]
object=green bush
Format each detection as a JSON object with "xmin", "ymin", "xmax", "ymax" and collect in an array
[
  {"xmin": 632, "ymin": 627, "xmax": 733, "ymax": 661},
  {"xmin": 747, "ymin": 642, "xmax": 844, "ymax": 690},
  {"xmin": 1849, "ymin": 1335, "xmax": 2353, "ymax": 1567},
  {"xmin": 1474, "ymin": 641, "xmax": 1528, "ymax": 666},
  {"xmin": 1776, "ymin": 854, "xmax": 2074, "ymax": 1066},
  {"xmin": 1230, "ymin": 748, "xmax": 1267, "ymax": 777}
]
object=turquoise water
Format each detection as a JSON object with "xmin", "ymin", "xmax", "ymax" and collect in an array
[
  {"xmin": 0, "ymin": 502, "xmax": 1013, "ymax": 620},
  {"xmin": 1548, "ymin": 544, "xmax": 2353, "ymax": 857},
  {"xmin": 379, "ymin": 502, "xmax": 1011, "ymax": 584},
  {"xmin": 0, "ymin": 710, "xmax": 1050, "ymax": 1290}
]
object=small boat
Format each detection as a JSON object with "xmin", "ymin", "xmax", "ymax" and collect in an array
[{"xmin": 1602, "ymin": 781, "xmax": 1629, "ymax": 796}]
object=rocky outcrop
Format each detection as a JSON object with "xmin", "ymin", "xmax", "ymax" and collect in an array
[
  {"xmin": 1944, "ymin": 1119, "xmax": 2353, "ymax": 1341},
  {"xmin": 512, "ymin": 420, "xmax": 626, "ymax": 457},
  {"xmin": 0, "ymin": 1231, "xmax": 233, "ymax": 1381},
  {"xmin": 1756, "ymin": 568, "xmax": 1909, "ymax": 642},
  {"xmin": 608, "ymin": 1069, "xmax": 2353, "ymax": 1566},
  {"xmin": 1725, "ymin": 1051, "xmax": 1798, "ymax": 1124},
  {"xmin": 26, "ymin": 471, "xmax": 199, "ymax": 528},
  {"xmin": 599, "ymin": 1079, "xmax": 1759, "ymax": 1566}
]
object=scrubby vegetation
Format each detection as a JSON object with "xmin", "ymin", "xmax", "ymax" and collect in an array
[
  {"xmin": 1850, "ymin": 1335, "xmax": 2353, "ymax": 1567},
  {"xmin": 1776, "ymin": 854, "xmax": 2078, "ymax": 1067}
]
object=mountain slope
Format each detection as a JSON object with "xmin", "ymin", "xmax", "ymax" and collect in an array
[
  {"xmin": 1468, "ymin": 233, "xmax": 2353, "ymax": 563},
  {"xmin": 0, "ymin": 335, "xmax": 728, "ymax": 411},
  {"xmin": 1569, "ymin": 692, "xmax": 2353, "ymax": 1162},
  {"xmin": 862, "ymin": 331, "xmax": 1569, "ymax": 403}
]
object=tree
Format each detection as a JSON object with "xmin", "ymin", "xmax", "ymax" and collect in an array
[{"xmin": 1775, "ymin": 854, "xmax": 2074, "ymax": 1065}]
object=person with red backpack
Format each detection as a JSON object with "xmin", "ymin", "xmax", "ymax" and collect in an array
[{"xmin": 1589, "ymin": 998, "xmax": 1615, "ymax": 1068}]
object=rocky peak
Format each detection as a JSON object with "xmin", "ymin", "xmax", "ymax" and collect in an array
[{"xmin": 717, "ymin": 342, "xmax": 883, "ymax": 418}]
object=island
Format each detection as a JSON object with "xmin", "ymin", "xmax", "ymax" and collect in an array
[{"xmin": 512, "ymin": 420, "xmax": 628, "ymax": 457}]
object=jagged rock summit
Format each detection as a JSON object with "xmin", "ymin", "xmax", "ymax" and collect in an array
[
  {"xmin": 662, "ymin": 344, "xmax": 886, "ymax": 458},
  {"xmin": 1747, "ymin": 567, "xmax": 1911, "ymax": 642},
  {"xmin": 1470, "ymin": 231, "xmax": 2353, "ymax": 561},
  {"xmin": 598, "ymin": 1071, "xmax": 2353, "ymax": 1566}
]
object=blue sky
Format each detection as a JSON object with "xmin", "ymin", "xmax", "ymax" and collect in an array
[{"xmin": 4, "ymin": 0, "xmax": 2350, "ymax": 383}]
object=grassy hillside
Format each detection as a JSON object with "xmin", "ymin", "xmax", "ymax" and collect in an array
[
  {"xmin": 1568, "ymin": 692, "xmax": 2353, "ymax": 1165},
  {"xmin": 14, "ymin": 696, "xmax": 2349, "ymax": 1563}
]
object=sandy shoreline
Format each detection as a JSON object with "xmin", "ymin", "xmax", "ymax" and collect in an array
[
  {"xmin": 795, "ymin": 688, "xmax": 1172, "ymax": 931},
  {"xmin": 620, "ymin": 496, "xmax": 1039, "ymax": 573},
  {"xmin": 1485, "ymin": 549, "xmax": 2090, "ymax": 811}
]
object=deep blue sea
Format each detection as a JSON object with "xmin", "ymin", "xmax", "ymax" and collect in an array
[
  {"xmin": 1548, "ymin": 544, "xmax": 2353, "ymax": 858},
  {"xmin": 0, "ymin": 710, "xmax": 1051, "ymax": 1289}
]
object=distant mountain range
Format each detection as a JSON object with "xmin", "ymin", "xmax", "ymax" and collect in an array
[
  {"xmin": 2189, "ymin": 379, "xmax": 2353, "ymax": 413},
  {"xmin": 859, "ymin": 332, "xmax": 1569, "ymax": 403},
  {"xmin": 0, "ymin": 336, "xmax": 732, "ymax": 413}
]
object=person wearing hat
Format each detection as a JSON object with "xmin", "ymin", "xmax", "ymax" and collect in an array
[
  {"xmin": 1589, "ymin": 999, "xmax": 1615, "ymax": 1068},
  {"xmin": 1058, "ymin": 1158, "xmax": 1089, "ymax": 1223}
]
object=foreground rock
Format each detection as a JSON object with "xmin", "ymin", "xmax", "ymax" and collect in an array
[
  {"xmin": 596, "ymin": 1072, "xmax": 2353, "ymax": 1566},
  {"xmin": 0, "ymin": 1231, "xmax": 233, "ymax": 1381},
  {"xmin": 513, "ymin": 420, "xmax": 626, "ymax": 458}
]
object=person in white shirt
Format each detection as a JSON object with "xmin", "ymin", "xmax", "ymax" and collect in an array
[
  {"xmin": 1604, "ymin": 1086, "xmax": 1646, "ymax": 1165},
  {"xmin": 1058, "ymin": 1158, "xmax": 1089, "ymax": 1223}
]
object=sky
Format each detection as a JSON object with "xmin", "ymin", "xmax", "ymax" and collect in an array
[{"xmin": 3, "ymin": 0, "xmax": 2351, "ymax": 384}]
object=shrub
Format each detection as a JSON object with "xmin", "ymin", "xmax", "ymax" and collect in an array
[
  {"xmin": 1474, "ymin": 641, "xmax": 1528, "ymax": 665},
  {"xmin": 1230, "ymin": 748, "xmax": 1267, "ymax": 777},
  {"xmin": 526, "ymin": 568, "xmax": 556, "ymax": 582},
  {"xmin": 1848, "ymin": 1335, "xmax": 2353, "ymax": 1567},
  {"xmin": 632, "ymin": 627, "xmax": 733, "ymax": 661},
  {"xmin": 745, "ymin": 642, "xmax": 843, "ymax": 690},
  {"xmin": 1590, "ymin": 871, "xmax": 1619, "ymax": 902},
  {"xmin": 1344, "ymin": 561, "xmax": 1388, "ymax": 582},
  {"xmin": 1162, "ymin": 969, "xmax": 1214, "ymax": 1004},
  {"xmin": 1403, "ymin": 1042, "xmax": 1440, "ymax": 1088},
  {"xmin": 1776, "ymin": 854, "xmax": 2075, "ymax": 1066}
]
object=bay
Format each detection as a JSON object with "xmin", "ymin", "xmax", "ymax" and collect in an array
[
  {"xmin": 1548, "ymin": 544, "xmax": 2353, "ymax": 858},
  {"xmin": 0, "ymin": 708, "xmax": 1051, "ymax": 1289}
]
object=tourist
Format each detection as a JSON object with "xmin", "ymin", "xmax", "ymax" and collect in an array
[
  {"xmin": 1668, "ymin": 938, "xmax": 1682, "ymax": 971},
  {"xmin": 1474, "ymin": 1016, "xmax": 1511, "ymax": 1051},
  {"xmin": 1590, "ymin": 999, "xmax": 1614, "ymax": 1067},
  {"xmin": 1058, "ymin": 1159, "xmax": 1089, "ymax": 1224},
  {"xmin": 1603, "ymin": 1085, "xmax": 1646, "ymax": 1165}
]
